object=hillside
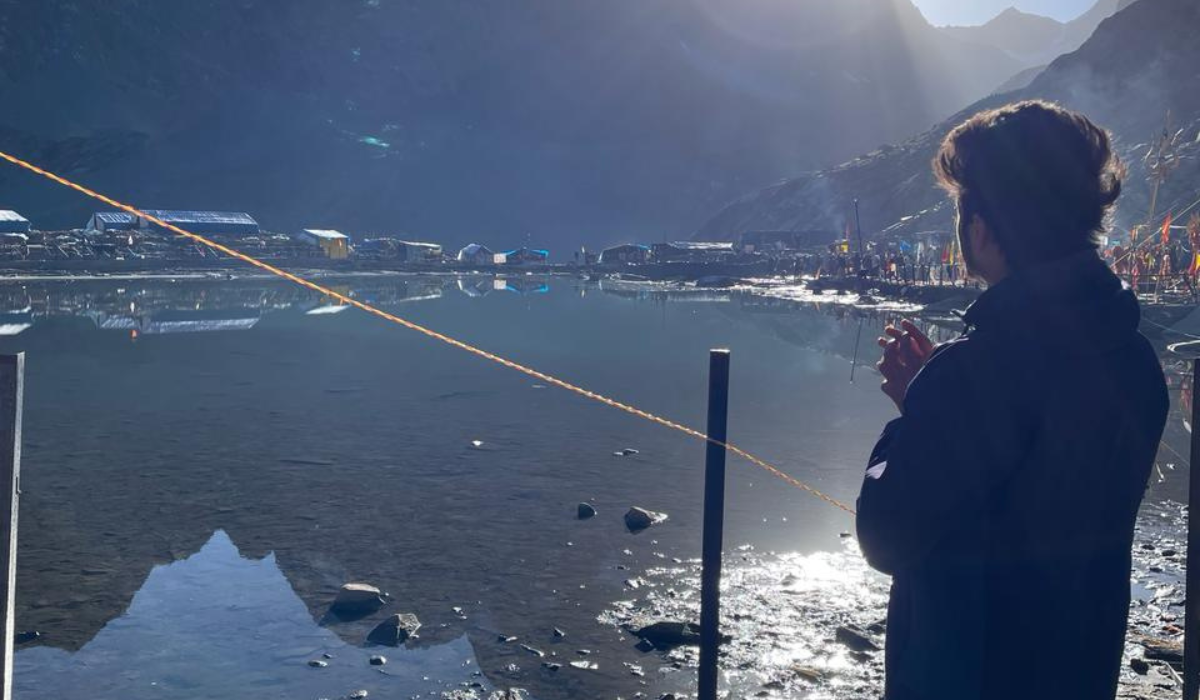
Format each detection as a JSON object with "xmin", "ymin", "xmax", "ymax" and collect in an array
[
  {"xmin": 0, "ymin": 0, "xmax": 1029, "ymax": 253},
  {"xmin": 697, "ymin": 0, "xmax": 1200, "ymax": 245},
  {"xmin": 940, "ymin": 0, "xmax": 1133, "ymax": 69}
]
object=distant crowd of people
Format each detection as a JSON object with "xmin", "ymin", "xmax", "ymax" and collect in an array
[
  {"xmin": 770, "ymin": 212, "xmax": 1200, "ymax": 297},
  {"xmin": 779, "ymin": 247, "xmax": 969, "ymax": 286},
  {"xmin": 1106, "ymin": 217, "xmax": 1200, "ymax": 295}
]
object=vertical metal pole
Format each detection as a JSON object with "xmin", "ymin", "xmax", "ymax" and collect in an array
[
  {"xmin": 699, "ymin": 349, "xmax": 730, "ymax": 700},
  {"xmin": 0, "ymin": 354, "xmax": 23, "ymax": 700},
  {"xmin": 1187, "ymin": 359, "xmax": 1200, "ymax": 700},
  {"xmin": 853, "ymin": 199, "xmax": 865, "ymax": 259}
]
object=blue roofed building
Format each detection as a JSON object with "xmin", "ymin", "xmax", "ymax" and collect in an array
[
  {"xmin": 140, "ymin": 211, "xmax": 260, "ymax": 236},
  {"xmin": 0, "ymin": 210, "xmax": 31, "ymax": 234},
  {"xmin": 86, "ymin": 212, "xmax": 137, "ymax": 232},
  {"xmin": 87, "ymin": 210, "xmax": 260, "ymax": 236},
  {"xmin": 499, "ymin": 247, "xmax": 549, "ymax": 265},
  {"xmin": 598, "ymin": 243, "xmax": 650, "ymax": 264},
  {"xmin": 456, "ymin": 243, "xmax": 496, "ymax": 265}
]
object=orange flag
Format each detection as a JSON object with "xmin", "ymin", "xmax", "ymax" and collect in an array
[{"xmin": 1162, "ymin": 213, "xmax": 1173, "ymax": 244}]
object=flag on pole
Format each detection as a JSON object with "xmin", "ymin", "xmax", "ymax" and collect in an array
[{"xmin": 1162, "ymin": 213, "xmax": 1173, "ymax": 244}]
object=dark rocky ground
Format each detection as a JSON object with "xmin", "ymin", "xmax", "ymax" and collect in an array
[{"xmin": 598, "ymin": 502, "xmax": 1190, "ymax": 700}]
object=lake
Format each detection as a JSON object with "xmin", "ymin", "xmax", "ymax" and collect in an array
[{"xmin": 0, "ymin": 273, "xmax": 1189, "ymax": 700}]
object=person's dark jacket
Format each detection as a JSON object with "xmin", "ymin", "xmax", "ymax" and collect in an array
[{"xmin": 857, "ymin": 251, "xmax": 1169, "ymax": 700}]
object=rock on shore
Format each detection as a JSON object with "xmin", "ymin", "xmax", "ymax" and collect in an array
[
  {"xmin": 367, "ymin": 613, "xmax": 422, "ymax": 646},
  {"xmin": 625, "ymin": 507, "xmax": 668, "ymax": 532},
  {"xmin": 331, "ymin": 583, "xmax": 386, "ymax": 615}
]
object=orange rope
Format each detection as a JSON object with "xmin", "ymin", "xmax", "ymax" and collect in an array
[{"xmin": 0, "ymin": 149, "xmax": 857, "ymax": 515}]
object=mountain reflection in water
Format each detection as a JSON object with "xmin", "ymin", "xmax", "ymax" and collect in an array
[{"xmin": 15, "ymin": 530, "xmax": 492, "ymax": 700}]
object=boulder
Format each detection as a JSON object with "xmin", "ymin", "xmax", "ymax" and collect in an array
[
  {"xmin": 577, "ymin": 503, "xmax": 597, "ymax": 520},
  {"xmin": 625, "ymin": 507, "xmax": 668, "ymax": 532},
  {"xmin": 367, "ymin": 613, "xmax": 422, "ymax": 646},
  {"xmin": 331, "ymin": 583, "xmax": 385, "ymax": 615},
  {"xmin": 835, "ymin": 624, "xmax": 880, "ymax": 653},
  {"xmin": 1141, "ymin": 637, "xmax": 1184, "ymax": 666},
  {"xmin": 369, "ymin": 655, "xmax": 387, "ymax": 666},
  {"xmin": 634, "ymin": 621, "xmax": 700, "ymax": 648}
]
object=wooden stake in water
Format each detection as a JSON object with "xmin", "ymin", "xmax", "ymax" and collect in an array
[
  {"xmin": 0, "ymin": 354, "xmax": 23, "ymax": 700},
  {"xmin": 699, "ymin": 349, "xmax": 730, "ymax": 700}
]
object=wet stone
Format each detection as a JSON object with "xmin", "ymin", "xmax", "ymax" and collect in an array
[
  {"xmin": 14, "ymin": 631, "xmax": 40, "ymax": 645},
  {"xmin": 348, "ymin": 691, "xmax": 368, "ymax": 700},
  {"xmin": 553, "ymin": 627, "xmax": 566, "ymax": 638},
  {"xmin": 625, "ymin": 507, "xmax": 668, "ymax": 533},
  {"xmin": 1131, "ymin": 657, "xmax": 1151, "ymax": 675},
  {"xmin": 577, "ymin": 503, "xmax": 597, "ymax": 519},
  {"xmin": 369, "ymin": 655, "xmax": 387, "ymax": 666},
  {"xmin": 308, "ymin": 659, "xmax": 328, "ymax": 668},
  {"xmin": 331, "ymin": 583, "xmax": 386, "ymax": 615},
  {"xmin": 367, "ymin": 613, "xmax": 422, "ymax": 646},
  {"xmin": 633, "ymin": 621, "xmax": 701, "ymax": 648},
  {"xmin": 1141, "ymin": 638, "xmax": 1183, "ymax": 665},
  {"xmin": 835, "ymin": 624, "xmax": 881, "ymax": 653}
]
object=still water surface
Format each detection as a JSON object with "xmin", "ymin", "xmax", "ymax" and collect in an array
[{"xmin": 0, "ymin": 274, "xmax": 1188, "ymax": 699}]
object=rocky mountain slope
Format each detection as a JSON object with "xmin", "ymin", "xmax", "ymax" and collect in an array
[
  {"xmin": 0, "ymin": 0, "xmax": 1031, "ymax": 252},
  {"xmin": 697, "ymin": 0, "xmax": 1200, "ymax": 245}
]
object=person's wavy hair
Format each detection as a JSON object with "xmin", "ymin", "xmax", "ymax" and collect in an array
[{"xmin": 933, "ymin": 100, "xmax": 1124, "ymax": 269}]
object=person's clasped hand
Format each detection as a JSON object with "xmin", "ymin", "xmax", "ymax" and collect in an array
[{"xmin": 877, "ymin": 319, "xmax": 935, "ymax": 413}]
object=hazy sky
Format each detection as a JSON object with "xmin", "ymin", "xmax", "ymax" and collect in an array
[{"xmin": 913, "ymin": 0, "xmax": 1096, "ymax": 26}]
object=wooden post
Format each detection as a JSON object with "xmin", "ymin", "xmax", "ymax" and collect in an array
[
  {"xmin": 1186, "ymin": 359, "xmax": 1200, "ymax": 700},
  {"xmin": 0, "ymin": 354, "xmax": 22, "ymax": 700},
  {"xmin": 698, "ymin": 349, "xmax": 730, "ymax": 700}
]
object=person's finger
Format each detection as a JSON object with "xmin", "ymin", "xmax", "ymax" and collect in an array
[
  {"xmin": 877, "ymin": 337, "xmax": 890, "ymax": 349},
  {"xmin": 903, "ymin": 335, "xmax": 923, "ymax": 361},
  {"xmin": 884, "ymin": 326, "xmax": 904, "ymax": 340},
  {"xmin": 901, "ymin": 319, "xmax": 934, "ymax": 355}
]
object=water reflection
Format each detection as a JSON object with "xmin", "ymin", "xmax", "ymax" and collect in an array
[
  {"xmin": 15, "ymin": 531, "xmax": 494, "ymax": 700},
  {"xmin": 0, "ymin": 273, "xmax": 1190, "ymax": 700}
]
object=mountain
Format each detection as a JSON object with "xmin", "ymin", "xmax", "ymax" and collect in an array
[
  {"xmin": 0, "ymin": 0, "xmax": 1029, "ymax": 253},
  {"xmin": 697, "ymin": 0, "xmax": 1200, "ymax": 246},
  {"xmin": 940, "ymin": 0, "xmax": 1136, "ymax": 70}
]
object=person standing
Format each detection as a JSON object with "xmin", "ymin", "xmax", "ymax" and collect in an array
[{"xmin": 858, "ymin": 101, "xmax": 1169, "ymax": 700}]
